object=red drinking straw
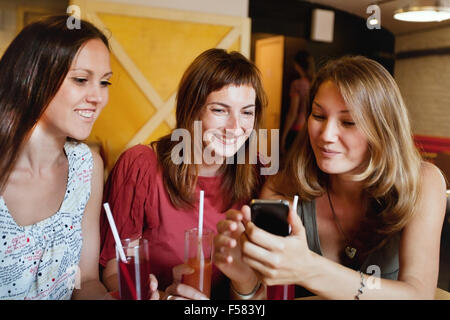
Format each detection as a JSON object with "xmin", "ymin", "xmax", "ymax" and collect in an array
[{"xmin": 118, "ymin": 256, "xmax": 137, "ymax": 300}]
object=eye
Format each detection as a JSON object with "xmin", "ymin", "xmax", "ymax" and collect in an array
[
  {"xmin": 101, "ymin": 80, "xmax": 112, "ymax": 87},
  {"xmin": 242, "ymin": 110, "xmax": 255, "ymax": 116},
  {"xmin": 342, "ymin": 120, "xmax": 356, "ymax": 127},
  {"xmin": 212, "ymin": 108, "xmax": 226, "ymax": 114},
  {"xmin": 311, "ymin": 113, "xmax": 325, "ymax": 120},
  {"xmin": 72, "ymin": 77, "xmax": 88, "ymax": 84}
]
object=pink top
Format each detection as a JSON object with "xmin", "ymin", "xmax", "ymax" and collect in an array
[{"xmin": 100, "ymin": 145, "xmax": 261, "ymax": 298}]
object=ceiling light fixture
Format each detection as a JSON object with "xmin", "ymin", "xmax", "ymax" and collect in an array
[{"xmin": 394, "ymin": 0, "xmax": 450, "ymax": 22}]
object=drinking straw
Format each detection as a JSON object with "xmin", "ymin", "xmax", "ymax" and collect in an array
[
  {"xmin": 198, "ymin": 190, "xmax": 204, "ymax": 237},
  {"xmin": 104, "ymin": 202, "xmax": 137, "ymax": 299},
  {"xmin": 118, "ymin": 260, "xmax": 137, "ymax": 300},
  {"xmin": 283, "ymin": 195, "xmax": 299, "ymax": 300},
  {"xmin": 198, "ymin": 190, "xmax": 205, "ymax": 292},
  {"xmin": 293, "ymin": 195, "xmax": 299, "ymax": 213},
  {"xmin": 103, "ymin": 203, "xmax": 127, "ymax": 263}
]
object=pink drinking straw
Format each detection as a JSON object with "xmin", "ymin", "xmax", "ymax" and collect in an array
[{"xmin": 103, "ymin": 202, "xmax": 137, "ymax": 300}]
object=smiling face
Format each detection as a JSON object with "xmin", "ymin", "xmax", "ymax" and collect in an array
[
  {"xmin": 199, "ymin": 84, "xmax": 256, "ymax": 159},
  {"xmin": 308, "ymin": 80, "xmax": 369, "ymax": 177},
  {"xmin": 39, "ymin": 39, "xmax": 112, "ymax": 140}
]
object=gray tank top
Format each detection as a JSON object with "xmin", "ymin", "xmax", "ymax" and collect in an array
[{"xmin": 298, "ymin": 199, "xmax": 400, "ymax": 280}]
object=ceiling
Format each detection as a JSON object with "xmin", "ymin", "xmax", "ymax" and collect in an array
[{"xmin": 303, "ymin": 0, "xmax": 450, "ymax": 35}]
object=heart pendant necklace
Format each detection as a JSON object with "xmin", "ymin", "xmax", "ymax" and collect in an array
[
  {"xmin": 326, "ymin": 187, "xmax": 357, "ymax": 260},
  {"xmin": 344, "ymin": 246, "xmax": 357, "ymax": 259}
]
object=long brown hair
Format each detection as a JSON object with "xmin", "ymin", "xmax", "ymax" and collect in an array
[
  {"xmin": 274, "ymin": 56, "xmax": 422, "ymax": 252},
  {"xmin": 0, "ymin": 15, "xmax": 109, "ymax": 192},
  {"xmin": 153, "ymin": 48, "xmax": 267, "ymax": 209}
]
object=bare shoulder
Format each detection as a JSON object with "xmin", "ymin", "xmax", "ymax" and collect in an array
[
  {"xmin": 419, "ymin": 161, "xmax": 446, "ymax": 190},
  {"xmin": 413, "ymin": 161, "xmax": 447, "ymax": 222}
]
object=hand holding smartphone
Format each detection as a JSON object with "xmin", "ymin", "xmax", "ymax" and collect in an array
[{"xmin": 250, "ymin": 199, "xmax": 291, "ymax": 237}]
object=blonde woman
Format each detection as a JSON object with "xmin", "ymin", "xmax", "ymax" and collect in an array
[{"xmin": 214, "ymin": 56, "xmax": 447, "ymax": 299}]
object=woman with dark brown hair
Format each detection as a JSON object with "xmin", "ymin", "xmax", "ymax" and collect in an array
[
  {"xmin": 99, "ymin": 48, "xmax": 268, "ymax": 299},
  {"xmin": 0, "ymin": 15, "xmax": 113, "ymax": 299}
]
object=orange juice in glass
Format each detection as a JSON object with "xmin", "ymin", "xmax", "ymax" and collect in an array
[{"xmin": 182, "ymin": 228, "xmax": 214, "ymax": 298}]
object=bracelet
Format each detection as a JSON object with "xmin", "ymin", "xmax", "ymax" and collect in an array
[
  {"xmin": 230, "ymin": 280, "xmax": 262, "ymax": 300},
  {"xmin": 354, "ymin": 271, "xmax": 365, "ymax": 300}
]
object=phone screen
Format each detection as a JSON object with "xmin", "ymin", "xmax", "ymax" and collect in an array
[{"xmin": 250, "ymin": 200, "xmax": 290, "ymax": 236}]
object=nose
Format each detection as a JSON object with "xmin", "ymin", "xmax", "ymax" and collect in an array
[
  {"xmin": 226, "ymin": 113, "xmax": 243, "ymax": 136},
  {"xmin": 320, "ymin": 119, "xmax": 339, "ymax": 142},
  {"xmin": 85, "ymin": 84, "xmax": 103, "ymax": 105}
]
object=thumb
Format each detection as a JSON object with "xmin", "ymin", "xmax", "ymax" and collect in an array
[
  {"xmin": 287, "ymin": 208, "xmax": 303, "ymax": 236},
  {"xmin": 172, "ymin": 264, "xmax": 194, "ymax": 282},
  {"xmin": 149, "ymin": 273, "xmax": 159, "ymax": 291},
  {"xmin": 241, "ymin": 205, "xmax": 251, "ymax": 224}
]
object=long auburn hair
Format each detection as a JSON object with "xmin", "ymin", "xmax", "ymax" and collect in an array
[
  {"xmin": 153, "ymin": 48, "xmax": 267, "ymax": 209},
  {"xmin": 273, "ymin": 56, "xmax": 422, "ymax": 252},
  {"xmin": 0, "ymin": 15, "xmax": 109, "ymax": 193}
]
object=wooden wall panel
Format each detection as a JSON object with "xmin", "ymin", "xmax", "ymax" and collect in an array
[{"xmin": 70, "ymin": 0, "xmax": 250, "ymax": 171}]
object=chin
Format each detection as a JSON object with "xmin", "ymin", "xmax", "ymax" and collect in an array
[
  {"xmin": 318, "ymin": 163, "xmax": 360, "ymax": 176},
  {"xmin": 68, "ymin": 131, "xmax": 92, "ymax": 141}
]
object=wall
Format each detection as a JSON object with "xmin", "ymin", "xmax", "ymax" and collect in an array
[
  {"xmin": 71, "ymin": 0, "xmax": 250, "ymax": 170},
  {"xmin": 249, "ymin": 0, "xmax": 395, "ymax": 132},
  {"xmin": 395, "ymin": 25, "xmax": 450, "ymax": 140},
  {"xmin": 0, "ymin": 0, "xmax": 68, "ymax": 56},
  {"xmin": 0, "ymin": 0, "xmax": 248, "ymax": 56},
  {"xmin": 0, "ymin": 0, "xmax": 250, "ymax": 171},
  {"xmin": 105, "ymin": 0, "xmax": 248, "ymax": 17}
]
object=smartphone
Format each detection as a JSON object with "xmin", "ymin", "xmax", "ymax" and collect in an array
[{"xmin": 250, "ymin": 199, "xmax": 290, "ymax": 237}]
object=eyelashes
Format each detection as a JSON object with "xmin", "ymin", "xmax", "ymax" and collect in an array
[
  {"xmin": 72, "ymin": 77, "xmax": 112, "ymax": 87},
  {"xmin": 101, "ymin": 80, "xmax": 112, "ymax": 87},
  {"xmin": 211, "ymin": 108, "xmax": 254, "ymax": 117},
  {"xmin": 311, "ymin": 114, "xmax": 355, "ymax": 127}
]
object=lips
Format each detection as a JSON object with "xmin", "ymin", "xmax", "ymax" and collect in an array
[
  {"xmin": 318, "ymin": 146, "xmax": 341, "ymax": 156},
  {"xmin": 74, "ymin": 108, "xmax": 96, "ymax": 119},
  {"xmin": 216, "ymin": 136, "xmax": 238, "ymax": 145}
]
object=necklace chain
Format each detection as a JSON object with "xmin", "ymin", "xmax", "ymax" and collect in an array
[{"xmin": 326, "ymin": 187, "xmax": 358, "ymax": 259}]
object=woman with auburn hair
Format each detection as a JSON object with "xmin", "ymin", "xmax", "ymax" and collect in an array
[
  {"xmin": 215, "ymin": 56, "xmax": 447, "ymax": 299},
  {"xmin": 100, "ymin": 48, "xmax": 267, "ymax": 299},
  {"xmin": 0, "ymin": 15, "xmax": 113, "ymax": 299}
]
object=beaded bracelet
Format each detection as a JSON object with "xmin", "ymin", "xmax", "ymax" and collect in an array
[
  {"xmin": 230, "ymin": 280, "xmax": 262, "ymax": 300},
  {"xmin": 354, "ymin": 271, "xmax": 365, "ymax": 300}
]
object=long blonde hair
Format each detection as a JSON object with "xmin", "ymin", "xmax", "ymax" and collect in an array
[{"xmin": 275, "ymin": 56, "xmax": 422, "ymax": 249}]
